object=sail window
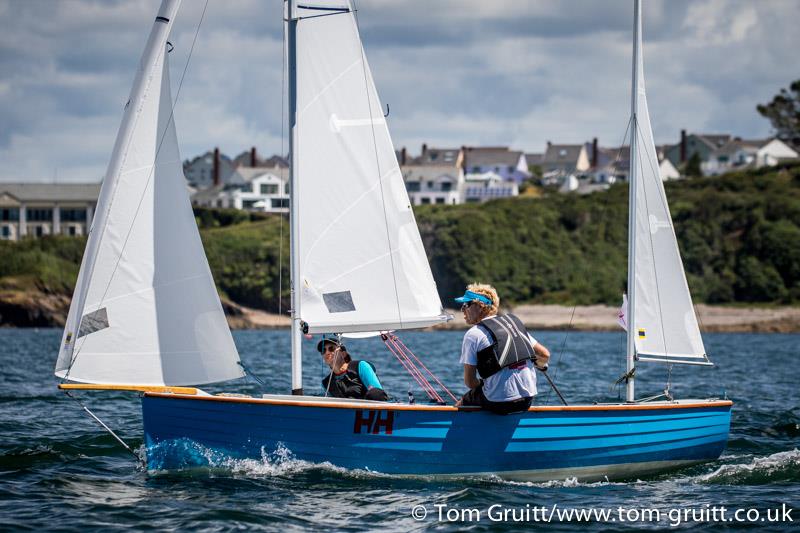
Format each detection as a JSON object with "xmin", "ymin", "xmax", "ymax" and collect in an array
[
  {"xmin": 322, "ymin": 291, "xmax": 356, "ymax": 313},
  {"xmin": 78, "ymin": 308, "xmax": 109, "ymax": 338}
]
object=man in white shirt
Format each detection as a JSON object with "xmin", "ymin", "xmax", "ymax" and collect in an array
[{"xmin": 454, "ymin": 284, "xmax": 550, "ymax": 414}]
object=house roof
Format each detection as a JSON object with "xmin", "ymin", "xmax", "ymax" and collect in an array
[
  {"xmin": 711, "ymin": 138, "xmax": 772, "ymax": 157},
  {"xmin": 184, "ymin": 150, "xmax": 233, "ymax": 167},
  {"xmin": 234, "ymin": 166, "xmax": 287, "ymax": 183},
  {"xmin": 401, "ymin": 165, "xmax": 460, "ymax": 181},
  {"xmin": 525, "ymin": 153, "xmax": 544, "ymax": 166},
  {"xmin": 693, "ymin": 134, "xmax": 732, "ymax": 150},
  {"xmin": 464, "ymin": 146, "xmax": 524, "ymax": 167},
  {"xmin": 0, "ymin": 182, "xmax": 101, "ymax": 202},
  {"xmin": 542, "ymin": 144, "xmax": 585, "ymax": 165},
  {"xmin": 414, "ymin": 147, "xmax": 461, "ymax": 166}
]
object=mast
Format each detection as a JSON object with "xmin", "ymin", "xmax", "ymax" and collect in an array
[
  {"xmin": 287, "ymin": 0, "xmax": 303, "ymax": 395},
  {"xmin": 625, "ymin": 0, "xmax": 641, "ymax": 402}
]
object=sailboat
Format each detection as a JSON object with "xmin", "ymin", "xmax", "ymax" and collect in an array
[{"xmin": 57, "ymin": 0, "xmax": 731, "ymax": 481}]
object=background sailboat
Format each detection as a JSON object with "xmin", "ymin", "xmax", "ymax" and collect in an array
[{"xmin": 58, "ymin": 0, "xmax": 731, "ymax": 482}]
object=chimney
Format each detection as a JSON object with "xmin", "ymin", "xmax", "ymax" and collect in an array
[
  {"xmin": 592, "ymin": 137, "xmax": 598, "ymax": 169},
  {"xmin": 250, "ymin": 146, "xmax": 257, "ymax": 167},
  {"xmin": 213, "ymin": 147, "xmax": 220, "ymax": 186},
  {"xmin": 460, "ymin": 145, "xmax": 467, "ymax": 171},
  {"xmin": 546, "ymin": 140, "xmax": 552, "ymax": 149},
  {"xmin": 680, "ymin": 129, "xmax": 687, "ymax": 163},
  {"xmin": 400, "ymin": 147, "xmax": 407, "ymax": 165},
  {"xmin": 421, "ymin": 143, "xmax": 428, "ymax": 157}
]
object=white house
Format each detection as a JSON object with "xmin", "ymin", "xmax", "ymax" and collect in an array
[
  {"xmin": 463, "ymin": 171, "xmax": 518, "ymax": 202},
  {"xmin": 0, "ymin": 183, "xmax": 100, "ymax": 240},
  {"xmin": 702, "ymin": 138, "xmax": 799, "ymax": 176},
  {"xmin": 191, "ymin": 166, "xmax": 289, "ymax": 213},
  {"xmin": 402, "ymin": 165, "xmax": 463, "ymax": 205}
]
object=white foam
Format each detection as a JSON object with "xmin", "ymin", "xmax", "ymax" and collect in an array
[{"xmin": 697, "ymin": 448, "xmax": 800, "ymax": 484}]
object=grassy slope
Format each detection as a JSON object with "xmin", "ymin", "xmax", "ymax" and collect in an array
[{"xmin": 1, "ymin": 162, "xmax": 798, "ymax": 320}]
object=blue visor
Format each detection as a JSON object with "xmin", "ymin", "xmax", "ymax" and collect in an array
[{"xmin": 454, "ymin": 290, "xmax": 492, "ymax": 306}]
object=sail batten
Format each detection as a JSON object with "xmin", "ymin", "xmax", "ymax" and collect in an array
[
  {"xmin": 55, "ymin": 0, "xmax": 243, "ymax": 387},
  {"xmin": 295, "ymin": 0, "xmax": 446, "ymax": 335}
]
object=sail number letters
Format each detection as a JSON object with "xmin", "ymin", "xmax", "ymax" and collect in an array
[{"xmin": 353, "ymin": 410, "xmax": 394, "ymax": 435}]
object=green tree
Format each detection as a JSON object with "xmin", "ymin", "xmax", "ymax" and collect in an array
[
  {"xmin": 757, "ymin": 79, "xmax": 800, "ymax": 148},
  {"xmin": 685, "ymin": 152, "xmax": 702, "ymax": 177}
]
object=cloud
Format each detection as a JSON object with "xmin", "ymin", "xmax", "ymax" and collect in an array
[{"xmin": 0, "ymin": 0, "xmax": 798, "ymax": 182}]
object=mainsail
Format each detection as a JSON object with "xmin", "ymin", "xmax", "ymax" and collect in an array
[
  {"xmin": 293, "ymin": 1, "xmax": 448, "ymax": 334},
  {"xmin": 55, "ymin": 1, "xmax": 243, "ymax": 386},
  {"xmin": 629, "ymin": 2, "xmax": 706, "ymax": 364}
]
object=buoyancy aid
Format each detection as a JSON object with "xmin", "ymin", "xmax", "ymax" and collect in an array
[
  {"xmin": 475, "ymin": 314, "xmax": 537, "ymax": 379},
  {"xmin": 322, "ymin": 360, "xmax": 386, "ymax": 400}
]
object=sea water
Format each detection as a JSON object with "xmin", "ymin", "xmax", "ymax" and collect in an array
[{"xmin": 1, "ymin": 329, "xmax": 798, "ymax": 531}]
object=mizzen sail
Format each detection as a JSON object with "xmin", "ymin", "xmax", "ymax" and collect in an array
[
  {"xmin": 293, "ymin": 1, "xmax": 447, "ymax": 334},
  {"xmin": 629, "ymin": 2, "xmax": 706, "ymax": 364},
  {"xmin": 55, "ymin": 1, "xmax": 243, "ymax": 385}
]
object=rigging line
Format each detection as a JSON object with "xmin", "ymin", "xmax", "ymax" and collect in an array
[
  {"xmin": 278, "ymin": 2, "xmax": 287, "ymax": 317},
  {"xmin": 556, "ymin": 117, "xmax": 631, "ymax": 400},
  {"xmin": 545, "ymin": 304, "xmax": 575, "ymax": 405},
  {"xmin": 351, "ymin": 0, "xmax": 405, "ymax": 330},
  {"xmin": 391, "ymin": 334, "xmax": 457, "ymax": 402},
  {"xmin": 382, "ymin": 335, "xmax": 442, "ymax": 403},
  {"xmin": 65, "ymin": 0, "xmax": 211, "ymax": 380},
  {"xmin": 63, "ymin": 390, "xmax": 140, "ymax": 462},
  {"xmin": 385, "ymin": 336, "xmax": 442, "ymax": 402},
  {"xmin": 635, "ymin": 123, "xmax": 671, "ymax": 383}
]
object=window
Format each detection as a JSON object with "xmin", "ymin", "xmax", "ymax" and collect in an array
[
  {"xmin": 440, "ymin": 182, "xmax": 452, "ymax": 192},
  {"xmin": 260, "ymin": 183, "xmax": 279, "ymax": 195},
  {"xmin": 435, "ymin": 197, "xmax": 445, "ymax": 204},
  {"xmin": 0, "ymin": 208, "xmax": 19, "ymax": 221},
  {"xmin": 68, "ymin": 226, "xmax": 77, "ymax": 236},
  {"xmin": 27, "ymin": 208, "xmax": 53, "ymax": 222},
  {"xmin": 508, "ymin": 166, "xmax": 515, "ymax": 173},
  {"xmin": 34, "ymin": 225, "xmax": 44, "ymax": 237},
  {"xmin": 271, "ymin": 198, "xmax": 289, "ymax": 209},
  {"xmin": 471, "ymin": 166, "xmax": 480, "ymax": 173},
  {"xmin": 242, "ymin": 199, "xmax": 259, "ymax": 209},
  {"xmin": 60, "ymin": 208, "xmax": 86, "ymax": 222},
  {"xmin": 427, "ymin": 182, "xmax": 434, "ymax": 189},
  {"xmin": 420, "ymin": 197, "xmax": 431, "ymax": 205},
  {"xmin": 1, "ymin": 225, "xmax": 10, "ymax": 238},
  {"xmin": 406, "ymin": 182, "xmax": 420, "ymax": 192},
  {"xmin": 285, "ymin": 183, "xmax": 290, "ymax": 194}
]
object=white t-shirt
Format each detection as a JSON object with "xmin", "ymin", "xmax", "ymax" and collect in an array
[{"xmin": 459, "ymin": 318, "xmax": 538, "ymax": 402}]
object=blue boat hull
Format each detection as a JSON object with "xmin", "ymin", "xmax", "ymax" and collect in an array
[{"xmin": 142, "ymin": 394, "xmax": 731, "ymax": 481}]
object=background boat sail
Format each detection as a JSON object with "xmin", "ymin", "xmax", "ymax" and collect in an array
[{"xmin": 58, "ymin": 0, "xmax": 731, "ymax": 481}]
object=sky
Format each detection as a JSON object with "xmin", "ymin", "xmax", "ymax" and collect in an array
[{"xmin": 0, "ymin": 0, "xmax": 798, "ymax": 182}]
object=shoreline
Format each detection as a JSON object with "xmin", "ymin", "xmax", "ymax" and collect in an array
[
  {"xmin": 1, "ymin": 293, "xmax": 798, "ymax": 333},
  {"xmin": 224, "ymin": 302, "xmax": 800, "ymax": 333}
]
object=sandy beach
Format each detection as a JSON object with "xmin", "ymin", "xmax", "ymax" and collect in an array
[{"xmin": 223, "ymin": 301, "xmax": 800, "ymax": 333}]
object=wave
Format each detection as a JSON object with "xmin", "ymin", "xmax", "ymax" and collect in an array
[
  {"xmin": 697, "ymin": 449, "xmax": 800, "ymax": 485},
  {"xmin": 146, "ymin": 439, "xmax": 378, "ymax": 480}
]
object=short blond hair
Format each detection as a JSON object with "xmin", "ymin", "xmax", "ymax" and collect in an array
[{"xmin": 466, "ymin": 283, "xmax": 499, "ymax": 316}]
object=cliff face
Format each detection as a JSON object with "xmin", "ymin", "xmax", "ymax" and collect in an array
[{"xmin": 0, "ymin": 287, "xmax": 69, "ymax": 327}]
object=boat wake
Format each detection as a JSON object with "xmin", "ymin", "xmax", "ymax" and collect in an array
[
  {"xmin": 696, "ymin": 449, "xmax": 800, "ymax": 485},
  {"xmin": 146, "ymin": 439, "xmax": 380, "ymax": 479}
]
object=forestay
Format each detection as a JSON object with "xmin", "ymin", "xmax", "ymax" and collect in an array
[
  {"xmin": 55, "ymin": 1, "xmax": 243, "ymax": 385},
  {"xmin": 293, "ymin": 1, "xmax": 448, "ymax": 334},
  {"xmin": 629, "ymin": 10, "xmax": 706, "ymax": 364}
]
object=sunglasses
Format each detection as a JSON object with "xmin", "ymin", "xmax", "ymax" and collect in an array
[{"xmin": 461, "ymin": 301, "xmax": 476, "ymax": 311}]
